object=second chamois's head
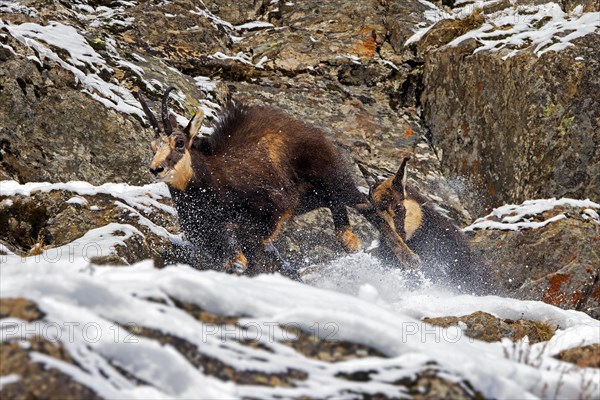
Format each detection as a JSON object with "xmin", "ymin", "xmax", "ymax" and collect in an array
[
  {"xmin": 137, "ymin": 87, "xmax": 203, "ymax": 191},
  {"xmin": 362, "ymin": 156, "xmax": 424, "ymax": 242}
]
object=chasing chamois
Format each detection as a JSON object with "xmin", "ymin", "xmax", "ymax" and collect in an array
[
  {"xmin": 138, "ymin": 87, "xmax": 366, "ymax": 274},
  {"xmin": 360, "ymin": 156, "xmax": 491, "ymax": 294}
]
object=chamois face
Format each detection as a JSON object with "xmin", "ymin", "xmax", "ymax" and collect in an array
[
  {"xmin": 137, "ymin": 87, "xmax": 204, "ymax": 192},
  {"xmin": 149, "ymin": 111, "xmax": 202, "ymax": 191},
  {"xmin": 371, "ymin": 157, "xmax": 423, "ymax": 241}
]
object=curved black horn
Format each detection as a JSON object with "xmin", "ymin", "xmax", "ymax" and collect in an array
[
  {"xmin": 357, "ymin": 163, "xmax": 376, "ymax": 192},
  {"xmin": 135, "ymin": 92, "xmax": 161, "ymax": 138},
  {"xmin": 161, "ymin": 86, "xmax": 176, "ymax": 135}
]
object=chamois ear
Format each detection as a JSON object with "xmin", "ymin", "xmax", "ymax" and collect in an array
[
  {"xmin": 168, "ymin": 114, "xmax": 178, "ymax": 133},
  {"xmin": 184, "ymin": 109, "xmax": 204, "ymax": 143},
  {"xmin": 392, "ymin": 156, "xmax": 410, "ymax": 195}
]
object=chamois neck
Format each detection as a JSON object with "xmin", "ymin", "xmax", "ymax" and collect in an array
[{"xmin": 185, "ymin": 147, "xmax": 215, "ymax": 189}]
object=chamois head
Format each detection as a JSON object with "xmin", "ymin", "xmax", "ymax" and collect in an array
[
  {"xmin": 364, "ymin": 156, "xmax": 423, "ymax": 242},
  {"xmin": 137, "ymin": 87, "xmax": 204, "ymax": 191}
]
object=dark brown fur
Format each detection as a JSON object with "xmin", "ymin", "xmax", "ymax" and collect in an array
[
  {"xmin": 365, "ymin": 157, "xmax": 491, "ymax": 294},
  {"xmin": 143, "ymin": 93, "xmax": 364, "ymax": 274}
]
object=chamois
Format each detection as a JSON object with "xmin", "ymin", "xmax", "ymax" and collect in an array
[
  {"xmin": 361, "ymin": 156, "xmax": 491, "ymax": 294},
  {"xmin": 138, "ymin": 88, "xmax": 365, "ymax": 274}
]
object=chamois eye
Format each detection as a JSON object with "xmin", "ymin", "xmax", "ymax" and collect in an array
[{"xmin": 175, "ymin": 139, "xmax": 185, "ymax": 149}]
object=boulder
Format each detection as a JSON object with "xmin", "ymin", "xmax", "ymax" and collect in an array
[
  {"xmin": 555, "ymin": 344, "xmax": 600, "ymax": 369},
  {"xmin": 424, "ymin": 311, "xmax": 556, "ymax": 343},
  {"xmin": 467, "ymin": 199, "xmax": 600, "ymax": 318},
  {"xmin": 0, "ymin": 183, "xmax": 179, "ymax": 266},
  {"xmin": 422, "ymin": 29, "xmax": 600, "ymax": 215},
  {"xmin": 0, "ymin": 296, "xmax": 483, "ymax": 399}
]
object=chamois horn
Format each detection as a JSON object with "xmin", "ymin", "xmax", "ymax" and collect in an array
[
  {"xmin": 135, "ymin": 92, "xmax": 161, "ymax": 138},
  {"xmin": 392, "ymin": 155, "xmax": 411, "ymax": 193},
  {"xmin": 162, "ymin": 86, "xmax": 176, "ymax": 135}
]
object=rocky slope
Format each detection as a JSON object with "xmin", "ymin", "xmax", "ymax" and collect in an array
[{"xmin": 1, "ymin": 0, "xmax": 599, "ymax": 398}]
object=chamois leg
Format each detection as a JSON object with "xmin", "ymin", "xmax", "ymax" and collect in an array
[
  {"xmin": 222, "ymin": 223, "xmax": 248, "ymax": 274},
  {"xmin": 262, "ymin": 210, "xmax": 293, "ymax": 245},
  {"xmin": 329, "ymin": 201, "xmax": 361, "ymax": 253},
  {"xmin": 259, "ymin": 210, "xmax": 300, "ymax": 277}
]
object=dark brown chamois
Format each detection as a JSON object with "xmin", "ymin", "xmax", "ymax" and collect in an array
[
  {"xmin": 138, "ymin": 88, "xmax": 365, "ymax": 274},
  {"xmin": 360, "ymin": 156, "xmax": 491, "ymax": 294}
]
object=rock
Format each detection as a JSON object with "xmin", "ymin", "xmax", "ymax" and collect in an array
[
  {"xmin": 0, "ymin": 338, "xmax": 102, "ymax": 400},
  {"xmin": 560, "ymin": 0, "xmax": 599, "ymax": 12},
  {"xmin": 0, "ymin": 185, "xmax": 179, "ymax": 266},
  {"xmin": 424, "ymin": 311, "xmax": 556, "ymax": 343},
  {"xmin": 421, "ymin": 32, "xmax": 600, "ymax": 215},
  {"xmin": 468, "ymin": 201, "xmax": 600, "ymax": 318},
  {"xmin": 555, "ymin": 344, "xmax": 600, "ymax": 369},
  {"xmin": 412, "ymin": 10, "xmax": 485, "ymax": 58},
  {"xmin": 0, "ymin": 298, "xmax": 45, "ymax": 321},
  {"xmin": 0, "ymin": 296, "xmax": 483, "ymax": 399},
  {"xmin": 120, "ymin": 0, "xmax": 231, "ymax": 74},
  {"xmin": 0, "ymin": 54, "xmax": 155, "ymax": 185},
  {"xmin": 393, "ymin": 369, "xmax": 484, "ymax": 400}
]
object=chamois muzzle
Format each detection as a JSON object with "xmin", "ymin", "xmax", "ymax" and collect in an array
[{"xmin": 150, "ymin": 166, "xmax": 164, "ymax": 176}]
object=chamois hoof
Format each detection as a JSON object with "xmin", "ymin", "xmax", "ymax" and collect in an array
[
  {"xmin": 406, "ymin": 253, "xmax": 422, "ymax": 269},
  {"xmin": 279, "ymin": 261, "xmax": 302, "ymax": 282},
  {"xmin": 232, "ymin": 262, "xmax": 246, "ymax": 274},
  {"xmin": 224, "ymin": 251, "xmax": 248, "ymax": 275},
  {"xmin": 336, "ymin": 228, "xmax": 361, "ymax": 253}
]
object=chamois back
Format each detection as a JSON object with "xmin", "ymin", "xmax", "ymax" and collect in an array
[{"xmin": 141, "ymin": 90, "xmax": 365, "ymax": 275}]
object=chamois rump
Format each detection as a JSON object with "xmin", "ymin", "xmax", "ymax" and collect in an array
[
  {"xmin": 361, "ymin": 156, "xmax": 491, "ymax": 294},
  {"xmin": 138, "ymin": 88, "xmax": 365, "ymax": 274}
]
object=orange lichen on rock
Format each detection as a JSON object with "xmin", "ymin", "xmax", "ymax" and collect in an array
[
  {"xmin": 353, "ymin": 29, "xmax": 377, "ymax": 58},
  {"xmin": 541, "ymin": 273, "xmax": 571, "ymax": 306}
]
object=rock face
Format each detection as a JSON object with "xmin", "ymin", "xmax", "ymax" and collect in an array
[
  {"xmin": 0, "ymin": 55, "xmax": 154, "ymax": 185},
  {"xmin": 421, "ymin": 21, "xmax": 600, "ymax": 215},
  {"xmin": 467, "ymin": 199, "xmax": 600, "ymax": 318},
  {"xmin": 0, "ymin": 1, "xmax": 599, "ymax": 395}
]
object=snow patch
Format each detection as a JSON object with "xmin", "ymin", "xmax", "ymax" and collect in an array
[
  {"xmin": 0, "ymin": 374, "xmax": 20, "ymax": 390},
  {"xmin": 234, "ymin": 21, "xmax": 274, "ymax": 31},
  {"xmin": 405, "ymin": 1, "xmax": 600, "ymax": 58},
  {"xmin": 0, "ymin": 20, "xmax": 144, "ymax": 118},
  {"xmin": 0, "ymin": 180, "xmax": 176, "ymax": 216},
  {"xmin": 464, "ymin": 198, "xmax": 600, "ymax": 231},
  {"xmin": 449, "ymin": 3, "xmax": 600, "ymax": 58}
]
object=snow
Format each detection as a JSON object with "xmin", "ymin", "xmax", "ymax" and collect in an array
[
  {"xmin": 234, "ymin": 21, "xmax": 274, "ymax": 31},
  {"xmin": 2, "ymin": 22, "xmax": 107, "ymax": 72},
  {"xmin": 0, "ymin": 1, "xmax": 36, "ymax": 17},
  {"xmin": 209, "ymin": 51, "xmax": 253, "ymax": 65},
  {"xmin": 1, "ymin": 181, "xmax": 599, "ymax": 397},
  {"xmin": 0, "ymin": 180, "xmax": 175, "ymax": 216},
  {"xmin": 254, "ymin": 55, "xmax": 269, "ymax": 69},
  {"xmin": 0, "ymin": 19, "xmax": 145, "ymax": 118},
  {"xmin": 448, "ymin": 3, "xmax": 600, "ymax": 58},
  {"xmin": 66, "ymin": 196, "xmax": 88, "ymax": 206},
  {"xmin": 1, "ymin": 259, "xmax": 598, "ymax": 399},
  {"xmin": 464, "ymin": 198, "xmax": 600, "ymax": 231},
  {"xmin": 0, "ymin": 374, "xmax": 20, "ymax": 390},
  {"xmin": 405, "ymin": 1, "xmax": 600, "ymax": 59}
]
